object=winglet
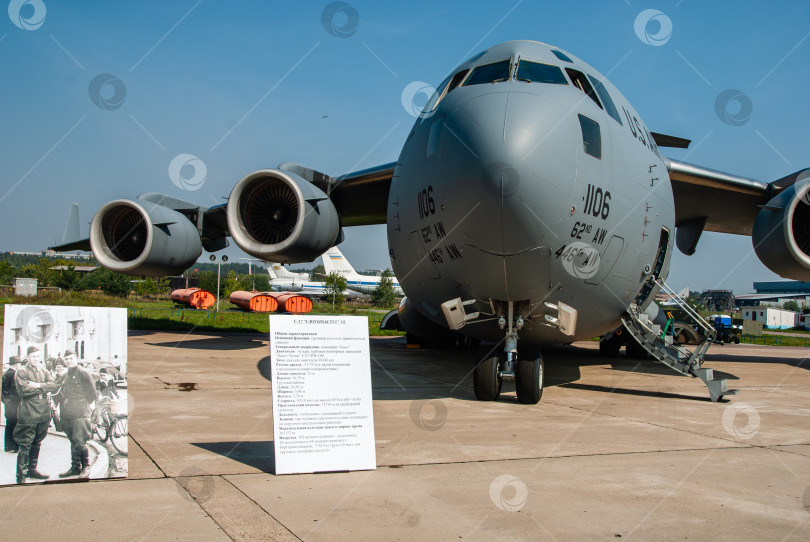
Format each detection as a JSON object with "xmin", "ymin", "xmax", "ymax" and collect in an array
[
  {"xmin": 651, "ymin": 132, "xmax": 691, "ymax": 149},
  {"xmin": 62, "ymin": 203, "xmax": 80, "ymax": 244},
  {"xmin": 49, "ymin": 203, "xmax": 91, "ymax": 252}
]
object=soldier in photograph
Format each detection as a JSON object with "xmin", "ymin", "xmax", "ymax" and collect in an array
[
  {"xmin": 2, "ymin": 356, "xmax": 23, "ymax": 453},
  {"xmin": 14, "ymin": 346, "xmax": 59, "ymax": 483},
  {"xmin": 56, "ymin": 349, "xmax": 98, "ymax": 479}
]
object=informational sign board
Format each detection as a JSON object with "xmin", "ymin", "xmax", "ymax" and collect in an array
[{"xmin": 270, "ymin": 315, "xmax": 376, "ymax": 474}]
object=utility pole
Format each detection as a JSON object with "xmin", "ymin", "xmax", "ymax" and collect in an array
[
  {"xmin": 211, "ymin": 254, "xmax": 229, "ymax": 311},
  {"xmin": 239, "ymin": 257, "xmax": 262, "ymax": 291}
]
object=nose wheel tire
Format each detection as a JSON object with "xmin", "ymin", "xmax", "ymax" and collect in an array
[
  {"xmin": 516, "ymin": 357, "xmax": 544, "ymax": 404},
  {"xmin": 473, "ymin": 356, "xmax": 502, "ymax": 401}
]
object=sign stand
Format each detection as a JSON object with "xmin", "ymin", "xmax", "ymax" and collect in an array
[{"xmin": 270, "ymin": 315, "xmax": 376, "ymax": 474}]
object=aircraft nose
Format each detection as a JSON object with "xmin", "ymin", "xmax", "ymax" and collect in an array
[{"xmin": 438, "ymin": 90, "xmax": 575, "ymax": 254}]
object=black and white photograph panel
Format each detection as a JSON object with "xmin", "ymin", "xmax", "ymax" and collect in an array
[{"xmin": 1, "ymin": 305, "xmax": 128, "ymax": 485}]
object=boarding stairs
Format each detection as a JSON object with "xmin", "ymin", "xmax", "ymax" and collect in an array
[{"xmin": 620, "ymin": 278, "xmax": 739, "ymax": 402}]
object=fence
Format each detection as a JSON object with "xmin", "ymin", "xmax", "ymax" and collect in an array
[{"xmin": 739, "ymin": 334, "xmax": 810, "ymax": 347}]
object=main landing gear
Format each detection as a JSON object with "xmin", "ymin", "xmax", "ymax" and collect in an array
[{"xmin": 472, "ymin": 301, "xmax": 544, "ymax": 404}]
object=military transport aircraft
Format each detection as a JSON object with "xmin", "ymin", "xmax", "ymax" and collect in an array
[{"xmin": 54, "ymin": 41, "xmax": 810, "ymax": 405}]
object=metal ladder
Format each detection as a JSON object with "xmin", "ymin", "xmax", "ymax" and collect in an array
[{"xmin": 620, "ymin": 278, "xmax": 739, "ymax": 402}]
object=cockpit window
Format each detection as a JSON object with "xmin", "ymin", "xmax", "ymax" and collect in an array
[
  {"xmin": 551, "ymin": 50, "xmax": 573, "ymax": 63},
  {"xmin": 515, "ymin": 60, "xmax": 568, "ymax": 84},
  {"xmin": 429, "ymin": 69, "xmax": 470, "ymax": 112},
  {"xmin": 587, "ymin": 75, "xmax": 622, "ymax": 125},
  {"xmin": 462, "ymin": 59, "xmax": 511, "ymax": 86},
  {"xmin": 446, "ymin": 70, "xmax": 469, "ymax": 94},
  {"xmin": 565, "ymin": 68, "xmax": 603, "ymax": 109}
]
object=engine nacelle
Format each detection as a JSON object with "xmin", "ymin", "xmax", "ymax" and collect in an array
[
  {"xmin": 90, "ymin": 199, "xmax": 202, "ymax": 277},
  {"xmin": 753, "ymin": 181, "xmax": 810, "ymax": 280},
  {"xmin": 227, "ymin": 169, "xmax": 341, "ymax": 263}
]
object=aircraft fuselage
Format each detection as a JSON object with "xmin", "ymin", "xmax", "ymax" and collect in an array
[{"xmin": 387, "ymin": 41, "xmax": 674, "ymax": 345}]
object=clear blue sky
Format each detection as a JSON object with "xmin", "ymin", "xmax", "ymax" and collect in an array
[{"xmin": 1, "ymin": 1, "xmax": 808, "ymax": 293}]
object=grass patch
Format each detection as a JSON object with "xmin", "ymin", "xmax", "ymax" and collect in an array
[
  {"xmin": 765, "ymin": 327, "xmax": 810, "ymax": 335},
  {"xmin": 1, "ymin": 293, "xmax": 403, "ymax": 336}
]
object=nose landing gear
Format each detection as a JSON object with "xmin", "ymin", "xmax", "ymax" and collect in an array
[{"xmin": 472, "ymin": 301, "xmax": 545, "ymax": 404}]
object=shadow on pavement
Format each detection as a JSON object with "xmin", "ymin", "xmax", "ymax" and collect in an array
[
  {"xmin": 128, "ymin": 330, "xmax": 157, "ymax": 337},
  {"xmin": 257, "ymin": 357, "xmax": 271, "ymax": 382},
  {"xmin": 192, "ymin": 441, "xmax": 275, "ymax": 473},
  {"xmin": 558, "ymin": 382, "xmax": 713, "ymax": 401},
  {"xmin": 145, "ymin": 337, "xmax": 266, "ymax": 350}
]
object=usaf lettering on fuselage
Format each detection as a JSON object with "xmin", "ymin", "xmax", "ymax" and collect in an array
[{"xmin": 622, "ymin": 106, "xmax": 663, "ymax": 160}]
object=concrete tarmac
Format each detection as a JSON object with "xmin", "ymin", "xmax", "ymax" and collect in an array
[{"xmin": 0, "ymin": 329, "xmax": 808, "ymax": 540}]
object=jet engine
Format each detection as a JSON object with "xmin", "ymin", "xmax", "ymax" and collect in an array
[
  {"xmin": 752, "ymin": 181, "xmax": 810, "ymax": 280},
  {"xmin": 226, "ymin": 169, "xmax": 341, "ymax": 263},
  {"xmin": 90, "ymin": 199, "xmax": 202, "ymax": 277}
]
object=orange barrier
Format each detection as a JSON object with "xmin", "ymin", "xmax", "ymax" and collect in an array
[
  {"xmin": 268, "ymin": 292, "xmax": 313, "ymax": 314},
  {"xmin": 229, "ymin": 291, "xmax": 279, "ymax": 313},
  {"xmin": 170, "ymin": 288, "xmax": 216, "ymax": 310}
]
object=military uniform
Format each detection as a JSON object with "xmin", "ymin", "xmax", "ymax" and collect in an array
[
  {"xmin": 57, "ymin": 365, "xmax": 98, "ymax": 478},
  {"xmin": 14, "ymin": 361, "xmax": 59, "ymax": 482},
  {"xmin": 1, "ymin": 359, "xmax": 22, "ymax": 452}
]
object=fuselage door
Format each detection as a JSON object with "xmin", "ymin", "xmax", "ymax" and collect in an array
[{"xmin": 585, "ymin": 235, "xmax": 624, "ymax": 285}]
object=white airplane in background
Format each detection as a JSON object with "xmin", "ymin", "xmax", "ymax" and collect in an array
[
  {"xmin": 322, "ymin": 247, "xmax": 403, "ymax": 296},
  {"xmin": 266, "ymin": 263, "xmax": 317, "ymax": 293},
  {"xmin": 267, "ymin": 260, "xmax": 358, "ymax": 298},
  {"xmin": 269, "ymin": 263, "xmax": 310, "ymax": 282}
]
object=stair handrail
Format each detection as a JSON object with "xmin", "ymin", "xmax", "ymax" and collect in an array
[{"xmin": 654, "ymin": 278, "xmax": 715, "ymax": 337}]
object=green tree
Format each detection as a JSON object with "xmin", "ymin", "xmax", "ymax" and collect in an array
[
  {"xmin": 223, "ymin": 271, "xmax": 249, "ymax": 298},
  {"xmin": 18, "ymin": 258, "xmax": 55, "ymax": 285},
  {"xmin": 371, "ymin": 269, "xmax": 398, "ymax": 308},
  {"xmin": 0, "ymin": 261, "xmax": 16, "ymax": 284},
  {"xmin": 52, "ymin": 264, "xmax": 80, "ymax": 291},
  {"xmin": 76, "ymin": 269, "xmax": 131, "ymax": 297},
  {"xmin": 133, "ymin": 277, "xmax": 170, "ymax": 297},
  {"xmin": 252, "ymin": 274, "xmax": 270, "ymax": 292},
  {"xmin": 310, "ymin": 264, "xmax": 325, "ymax": 281},
  {"xmin": 783, "ymin": 300, "xmax": 801, "ymax": 312},
  {"xmin": 324, "ymin": 272, "xmax": 347, "ymax": 310},
  {"xmin": 197, "ymin": 270, "xmax": 217, "ymax": 293},
  {"xmin": 35, "ymin": 258, "xmax": 55, "ymax": 285}
]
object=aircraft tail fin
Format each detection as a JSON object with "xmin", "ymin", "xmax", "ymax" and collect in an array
[
  {"xmin": 323, "ymin": 246, "xmax": 360, "ymax": 279},
  {"xmin": 267, "ymin": 264, "xmax": 280, "ymax": 280},
  {"xmin": 272, "ymin": 263, "xmax": 293, "ymax": 278}
]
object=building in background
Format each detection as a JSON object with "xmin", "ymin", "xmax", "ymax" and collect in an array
[
  {"xmin": 734, "ymin": 281, "xmax": 810, "ymax": 309},
  {"xmin": 698, "ymin": 290, "xmax": 735, "ymax": 312},
  {"xmin": 740, "ymin": 307, "xmax": 798, "ymax": 330}
]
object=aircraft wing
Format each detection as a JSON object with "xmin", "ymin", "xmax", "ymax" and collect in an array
[
  {"xmin": 280, "ymin": 161, "xmax": 396, "ymax": 226},
  {"xmin": 666, "ymin": 158, "xmax": 810, "ymax": 256},
  {"xmin": 51, "ymin": 238, "xmax": 91, "ymax": 252},
  {"xmin": 49, "ymin": 161, "xmax": 397, "ymax": 276}
]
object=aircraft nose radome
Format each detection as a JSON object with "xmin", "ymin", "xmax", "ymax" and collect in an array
[{"xmin": 445, "ymin": 91, "xmax": 569, "ymax": 254}]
